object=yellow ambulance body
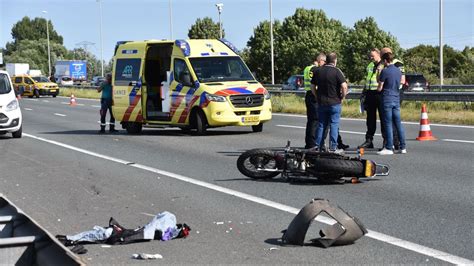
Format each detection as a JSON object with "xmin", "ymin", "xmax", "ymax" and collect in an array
[{"xmin": 112, "ymin": 39, "xmax": 272, "ymax": 135}]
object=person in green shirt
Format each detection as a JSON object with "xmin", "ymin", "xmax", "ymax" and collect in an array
[{"xmin": 97, "ymin": 73, "xmax": 118, "ymax": 133}]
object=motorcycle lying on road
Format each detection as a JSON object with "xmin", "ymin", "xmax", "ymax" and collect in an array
[{"xmin": 237, "ymin": 141, "xmax": 389, "ymax": 183}]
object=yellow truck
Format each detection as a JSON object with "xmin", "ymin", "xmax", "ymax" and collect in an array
[
  {"xmin": 112, "ymin": 39, "xmax": 272, "ymax": 135},
  {"xmin": 11, "ymin": 75, "xmax": 59, "ymax": 98}
]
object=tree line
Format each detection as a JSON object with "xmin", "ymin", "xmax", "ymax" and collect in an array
[{"xmin": 2, "ymin": 9, "xmax": 473, "ymax": 84}]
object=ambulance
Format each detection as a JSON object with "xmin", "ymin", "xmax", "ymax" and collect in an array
[{"xmin": 111, "ymin": 39, "xmax": 272, "ymax": 135}]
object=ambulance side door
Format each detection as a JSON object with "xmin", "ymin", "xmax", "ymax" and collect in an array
[{"xmin": 170, "ymin": 58, "xmax": 194, "ymax": 123}]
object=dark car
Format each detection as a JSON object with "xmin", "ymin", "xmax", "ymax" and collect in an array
[
  {"xmin": 282, "ymin": 75, "xmax": 304, "ymax": 90},
  {"xmin": 403, "ymin": 73, "xmax": 430, "ymax": 92}
]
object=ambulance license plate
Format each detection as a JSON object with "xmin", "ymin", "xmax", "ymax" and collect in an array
[{"xmin": 243, "ymin": 116, "xmax": 260, "ymax": 123}]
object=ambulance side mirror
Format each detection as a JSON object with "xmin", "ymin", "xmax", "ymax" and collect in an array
[{"xmin": 180, "ymin": 72, "xmax": 193, "ymax": 87}]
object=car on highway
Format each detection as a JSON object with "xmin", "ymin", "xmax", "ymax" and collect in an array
[
  {"xmin": 11, "ymin": 74, "xmax": 59, "ymax": 98},
  {"xmin": 57, "ymin": 76, "xmax": 73, "ymax": 86},
  {"xmin": 403, "ymin": 73, "xmax": 430, "ymax": 92},
  {"xmin": 91, "ymin": 76, "xmax": 105, "ymax": 86},
  {"xmin": 0, "ymin": 70, "xmax": 22, "ymax": 138},
  {"xmin": 282, "ymin": 75, "xmax": 304, "ymax": 90}
]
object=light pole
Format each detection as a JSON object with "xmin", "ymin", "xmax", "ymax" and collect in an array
[
  {"xmin": 439, "ymin": 0, "xmax": 444, "ymax": 86},
  {"xmin": 42, "ymin": 11, "xmax": 51, "ymax": 78},
  {"xmin": 215, "ymin": 3, "xmax": 223, "ymax": 39},
  {"xmin": 169, "ymin": 0, "xmax": 173, "ymax": 39},
  {"xmin": 97, "ymin": 0, "xmax": 104, "ymax": 77},
  {"xmin": 269, "ymin": 0, "xmax": 274, "ymax": 84}
]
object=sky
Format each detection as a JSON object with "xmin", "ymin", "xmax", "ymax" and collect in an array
[{"xmin": 1, "ymin": 0, "xmax": 473, "ymax": 63}]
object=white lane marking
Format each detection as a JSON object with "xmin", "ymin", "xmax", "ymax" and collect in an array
[
  {"xmin": 91, "ymin": 105, "xmax": 101, "ymax": 108},
  {"xmin": 442, "ymin": 139, "xmax": 474, "ymax": 144},
  {"xmin": 53, "ymin": 113, "xmax": 66, "ymax": 117},
  {"xmin": 22, "ymin": 132, "xmax": 473, "ymax": 265},
  {"xmin": 276, "ymin": 124, "xmax": 472, "ymax": 143},
  {"xmin": 76, "ymin": 103, "xmax": 85, "ymax": 106},
  {"xmin": 24, "ymin": 108, "xmax": 33, "ymax": 111},
  {"xmin": 60, "ymin": 102, "xmax": 69, "ymax": 105},
  {"xmin": 42, "ymin": 100, "xmax": 49, "ymax": 103},
  {"xmin": 272, "ymin": 113, "xmax": 474, "ymax": 129}
]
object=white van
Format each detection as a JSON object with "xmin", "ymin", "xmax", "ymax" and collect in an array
[{"xmin": 0, "ymin": 70, "xmax": 22, "ymax": 138}]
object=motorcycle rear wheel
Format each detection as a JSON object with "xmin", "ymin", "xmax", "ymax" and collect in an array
[
  {"xmin": 313, "ymin": 158, "xmax": 365, "ymax": 177},
  {"xmin": 237, "ymin": 149, "xmax": 281, "ymax": 179}
]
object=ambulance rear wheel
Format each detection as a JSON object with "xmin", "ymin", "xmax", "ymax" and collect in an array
[
  {"xmin": 252, "ymin": 123, "xmax": 263, "ymax": 132},
  {"xmin": 193, "ymin": 110, "xmax": 207, "ymax": 136},
  {"xmin": 126, "ymin": 122, "xmax": 142, "ymax": 134}
]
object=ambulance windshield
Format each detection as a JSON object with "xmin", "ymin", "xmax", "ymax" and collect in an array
[{"xmin": 190, "ymin": 56, "xmax": 254, "ymax": 83}]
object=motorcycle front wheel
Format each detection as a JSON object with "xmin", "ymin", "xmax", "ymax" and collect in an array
[{"xmin": 237, "ymin": 149, "xmax": 282, "ymax": 179}]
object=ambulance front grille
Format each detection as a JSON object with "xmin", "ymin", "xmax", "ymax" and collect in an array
[{"xmin": 229, "ymin": 94, "xmax": 264, "ymax": 108}]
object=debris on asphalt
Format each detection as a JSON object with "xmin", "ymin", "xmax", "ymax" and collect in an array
[
  {"xmin": 132, "ymin": 253, "xmax": 163, "ymax": 260},
  {"xmin": 56, "ymin": 211, "xmax": 190, "ymax": 247}
]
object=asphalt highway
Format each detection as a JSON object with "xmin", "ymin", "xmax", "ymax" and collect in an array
[{"xmin": 1, "ymin": 96, "xmax": 473, "ymax": 264}]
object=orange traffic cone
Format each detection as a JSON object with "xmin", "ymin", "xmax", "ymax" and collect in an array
[
  {"xmin": 69, "ymin": 94, "xmax": 77, "ymax": 106},
  {"xmin": 416, "ymin": 104, "xmax": 437, "ymax": 141}
]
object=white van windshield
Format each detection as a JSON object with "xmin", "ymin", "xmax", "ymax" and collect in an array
[
  {"xmin": 0, "ymin": 74, "xmax": 12, "ymax": 94},
  {"xmin": 189, "ymin": 56, "xmax": 254, "ymax": 83}
]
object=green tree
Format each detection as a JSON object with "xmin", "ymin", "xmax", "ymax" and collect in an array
[
  {"xmin": 245, "ymin": 20, "xmax": 282, "ymax": 83},
  {"xmin": 277, "ymin": 8, "xmax": 348, "ymax": 81},
  {"xmin": 6, "ymin": 16, "xmax": 63, "ymax": 53},
  {"xmin": 188, "ymin": 17, "xmax": 224, "ymax": 39},
  {"xmin": 342, "ymin": 17, "xmax": 401, "ymax": 83},
  {"xmin": 4, "ymin": 39, "xmax": 68, "ymax": 75}
]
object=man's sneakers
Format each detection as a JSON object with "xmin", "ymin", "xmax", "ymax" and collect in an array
[
  {"xmin": 329, "ymin": 148, "xmax": 344, "ymax": 155},
  {"xmin": 377, "ymin": 148, "xmax": 394, "ymax": 155},
  {"xmin": 398, "ymin": 148, "xmax": 407, "ymax": 154}
]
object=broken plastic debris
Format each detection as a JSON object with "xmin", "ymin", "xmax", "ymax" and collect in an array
[
  {"xmin": 101, "ymin": 245, "xmax": 112, "ymax": 248},
  {"xmin": 215, "ymin": 222, "xmax": 224, "ymax": 225},
  {"xmin": 269, "ymin": 247, "xmax": 278, "ymax": 251},
  {"xmin": 132, "ymin": 253, "xmax": 163, "ymax": 260}
]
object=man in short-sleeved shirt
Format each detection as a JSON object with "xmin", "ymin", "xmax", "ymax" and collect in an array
[
  {"xmin": 311, "ymin": 52, "xmax": 348, "ymax": 153},
  {"xmin": 377, "ymin": 52, "xmax": 406, "ymax": 155}
]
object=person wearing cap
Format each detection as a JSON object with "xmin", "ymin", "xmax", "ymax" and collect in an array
[
  {"xmin": 376, "ymin": 52, "xmax": 406, "ymax": 155},
  {"xmin": 97, "ymin": 73, "xmax": 118, "ymax": 134}
]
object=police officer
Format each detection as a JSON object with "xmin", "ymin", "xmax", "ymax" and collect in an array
[
  {"xmin": 304, "ymin": 53, "xmax": 325, "ymax": 149},
  {"xmin": 359, "ymin": 48, "xmax": 384, "ymax": 148}
]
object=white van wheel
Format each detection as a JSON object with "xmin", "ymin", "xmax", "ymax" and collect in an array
[{"xmin": 12, "ymin": 126, "xmax": 22, "ymax": 138}]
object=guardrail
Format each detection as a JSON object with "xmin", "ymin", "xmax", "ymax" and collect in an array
[
  {"xmin": 266, "ymin": 89, "xmax": 474, "ymax": 102},
  {"xmin": 61, "ymin": 83, "xmax": 473, "ymax": 102}
]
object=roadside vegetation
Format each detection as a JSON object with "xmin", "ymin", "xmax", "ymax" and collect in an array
[{"xmin": 271, "ymin": 94, "xmax": 474, "ymax": 125}]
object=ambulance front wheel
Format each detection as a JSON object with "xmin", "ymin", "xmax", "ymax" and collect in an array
[
  {"xmin": 125, "ymin": 122, "xmax": 143, "ymax": 134},
  {"xmin": 192, "ymin": 109, "xmax": 207, "ymax": 136},
  {"xmin": 252, "ymin": 123, "xmax": 263, "ymax": 133}
]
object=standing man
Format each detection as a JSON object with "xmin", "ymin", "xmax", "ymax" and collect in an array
[
  {"xmin": 312, "ymin": 53, "xmax": 348, "ymax": 153},
  {"xmin": 358, "ymin": 48, "xmax": 384, "ymax": 149},
  {"xmin": 304, "ymin": 53, "xmax": 325, "ymax": 149},
  {"xmin": 377, "ymin": 52, "xmax": 406, "ymax": 155},
  {"xmin": 380, "ymin": 47, "xmax": 406, "ymax": 150},
  {"xmin": 304, "ymin": 53, "xmax": 349, "ymax": 150},
  {"xmin": 97, "ymin": 73, "xmax": 118, "ymax": 133}
]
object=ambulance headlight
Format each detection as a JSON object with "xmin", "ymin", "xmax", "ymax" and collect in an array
[
  {"xmin": 264, "ymin": 90, "xmax": 271, "ymax": 100},
  {"xmin": 206, "ymin": 94, "xmax": 227, "ymax": 102},
  {"xmin": 6, "ymin": 99, "xmax": 19, "ymax": 111}
]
